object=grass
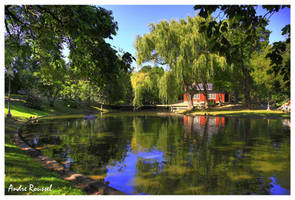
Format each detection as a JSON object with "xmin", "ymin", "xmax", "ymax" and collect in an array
[
  {"xmin": 5, "ymin": 101, "xmax": 51, "ymax": 118},
  {"xmin": 177, "ymin": 104, "xmax": 290, "ymax": 118},
  {"xmin": 4, "ymin": 95, "xmax": 88, "ymax": 195},
  {"xmin": 5, "ymin": 143, "xmax": 85, "ymax": 195},
  {"xmin": 4, "ymin": 94, "xmax": 101, "ymax": 118}
]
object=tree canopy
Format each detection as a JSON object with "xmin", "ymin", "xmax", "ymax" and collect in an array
[
  {"xmin": 135, "ymin": 16, "xmax": 227, "ymax": 109},
  {"xmin": 5, "ymin": 5, "xmax": 134, "ymax": 109}
]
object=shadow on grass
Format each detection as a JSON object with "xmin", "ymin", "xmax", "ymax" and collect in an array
[
  {"xmin": 5, "ymin": 144, "xmax": 85, "ymax": 195},
  {"xmin": 5, "ymin": 117, "xmax": 85, "ymax": 195}
]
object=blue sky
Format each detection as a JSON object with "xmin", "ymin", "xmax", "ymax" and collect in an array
[{"xmin": 99, "ymin": 5, "xmax": 290, "ymax": 69}]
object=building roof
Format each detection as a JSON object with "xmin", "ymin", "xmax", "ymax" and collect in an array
[{"xmin": 196, "ymin": 83, "xmax": 213, "ymax": 91}]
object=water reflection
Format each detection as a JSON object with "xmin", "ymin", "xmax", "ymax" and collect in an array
[
  {"xmin": 269, "ymin": 177, "xmax": 290, "ymax": 195},
  {"xmin": 105, "ymin": 148, "xmax": 165, "ymax": 194},
  {"xmin": 21, "ymin": 114, "xmax": 290, "ymax": 195}
]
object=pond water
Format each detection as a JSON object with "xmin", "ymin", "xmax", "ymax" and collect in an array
[{"xmin": 20, "ymin": 113, "xmax": 290, "ymax": 195}]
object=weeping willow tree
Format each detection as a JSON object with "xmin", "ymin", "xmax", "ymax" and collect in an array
[
  {"xmin": 135, "ymin": 16, "xmax": 227, "ymax": 109},
  {"xmin": 130, "ymin": 72, "xmax": 153, "ymax": 108},
  {"xmin": 130, "ymin": 66, "xmax": 164, "ymax": 108},
  {"xmin": 158, "ymin": 71, "xmax": 179, "ymax": 104}
]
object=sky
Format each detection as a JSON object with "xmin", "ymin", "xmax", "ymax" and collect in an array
[{"xmin": 98, "ymin": 5, "xmax": 290, "ymax": 69}]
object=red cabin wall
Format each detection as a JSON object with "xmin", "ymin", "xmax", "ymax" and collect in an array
[
  {"xmin": 183, "ymin": 94, "xmax": 187, "ymax": 101},
  {"xmin": 216, "ymin": 94, "xmax": 219, "ymax": 102},
  {"xmin": 184, "ymin": 93, "xmax": 225, "ymax": 103},
  {"xmin": 215, "ymin": 93, "xmax": 225, "ymax": 102}
]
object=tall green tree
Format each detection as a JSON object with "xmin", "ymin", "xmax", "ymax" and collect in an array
[
  {"xmin": 266, "ymin": 25, "xmax": 290, "ymax": 98},
  {"xmin": 130, "ymin": 66, "xmax": 164, "ymax": 108},
  {"xmin": 158, "ymin": 71, "xmax": 180, "ymax": 104},
  {"xmin": 5, "ymin": 5, "xmax": 134, "ymax": 108},
  {"xmin": 194, "ymin": 5, "xmax": 289, "ymax": 107},
  {"xmin": 250, "ymin": 45, "xmax": 274, "ymax": 105},
  {"xmin": 135, "ymin": 16, "xmax": 226, "ymax": 109}
]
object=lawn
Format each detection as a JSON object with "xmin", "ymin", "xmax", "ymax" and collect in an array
[
  {"xmin": 4, "ymin": 95, "xmax": 88, "ymax": 195},
  {"xmin": 177, "ymin": 104, "xmax": 290, "ymax": 118},
  {"xmin": 4, "ymin": 94, "xmax": 102, "ymax": 118},
  {"xmin": 5, "ymin": 143, "xmax": 85, "ymax": 195}
]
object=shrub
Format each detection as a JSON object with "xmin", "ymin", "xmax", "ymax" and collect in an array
[
  {"xmin": 25, "ymin": 94, "xmax": 42, "ymax": 110},
  {"xmin": 63, "ymin": 99, "xmax": 79, "ymax": 108},
  {"xmin": 208, "ymin": 100, "xmax": 216, "ymax": 107}
]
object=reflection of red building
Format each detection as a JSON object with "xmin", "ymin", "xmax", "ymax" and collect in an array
[
  {"xmin": 184, "ymin": 115, "xmax": 225, "ymax": 136},
  {"xmin": 183, "ymin": 83, "xmax": 226, "ymax": 103},
  {"xmin": 184, "ymin": 116, "xmax": 225, "ymax": 127}
]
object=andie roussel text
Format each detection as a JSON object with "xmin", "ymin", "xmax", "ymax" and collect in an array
[{"xmin": 7, "ymin": 184, "xmax": 53, "ymax": 193}]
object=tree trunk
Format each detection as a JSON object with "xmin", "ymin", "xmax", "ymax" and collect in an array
[
  {"xmin": 49, "ymin": 89, "xmax": 60, "ymax": 107},
  {"xmin": 232, "ymin": 91, "xmax": 238, "ymax": 103},
  {"xmin": 49, "ymin": 99, "xmax": 54, "ymax": 107},
  {"xmin": 185, "ymin": 91, "xmax": 194, "ymax": 110},
  {"xmin": 204, "ymin": 92, "xmax": 209, "ymax": 109},
  {"xmin": 243, "ymin": 67, "xmax": 251, "ymax": 108},
  {"xmin": 218, "ymin": 93, "xmax": 223, "ymax": 106},
  {"xmin": 7, "ymin": 76, "xmax": 12, "ymax": 118},
  {"xmin": 87, "ymin": 82, "xmax": 91, "ymax": 107},
  {"xmin": 184, "ymin": 84, "xmax": 194, "ymax": 110}
]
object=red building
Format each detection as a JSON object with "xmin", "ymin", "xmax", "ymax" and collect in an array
[{"xmin": 183, "ymin": 83, "xmax": 227, "ymax": 103}]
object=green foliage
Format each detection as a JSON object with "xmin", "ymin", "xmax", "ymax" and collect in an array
[
  {"xmin": 250, "ymin": 45, "xmax": 274, "ymax": 102},
  {"xmin": 135, "ymin": 16, "xmax": 228, "ymax": 108},
  {"xmin": 63, "ymin": 99, "xmax": 79, "ymax": 109},
  {"xmin": 5, "ymin": 5, "xmax": 134, "ymax": 107},
  {"xmin": 193, "ymin": 5, "xmax": 290, "ymax": 107},
  {"xmin": 208, "ymin": 101, "xmax": 216, "ymax": 107},
  {"xmin": 131, "ymin": 66, "xmax": 164, "ymax": 108},
  {"xmin": 266, "ymin": 32, "xmax": 290, "ymax": 96},
  {"xmin": 25, "ymin": 93, "xmax": 42, "ymax": 110},
  {"xmin": 158, "ymin": 71, "xmax": 180, "ymax": 104},
  {"xmin": 99, "ymin": 68, "xmax": 133, "ymax": 105}
]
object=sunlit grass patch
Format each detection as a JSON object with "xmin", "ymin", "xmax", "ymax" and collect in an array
[
  {"xmin": 5, "ymin": 102, "xmax": 51, "ymax": 119},
  {"xmin": 179, "ymin": 108, "xmax": 290, "ymax": 118}
]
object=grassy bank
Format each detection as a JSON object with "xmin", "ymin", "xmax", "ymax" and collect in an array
[
  {"xmin": 177, "ymin": 104, "xmax": 290, "ymax": 118},
  {"xmin": 4, "ymin": 95, "xmax": 90, "ymax": 195},
  {"xmin": 5, "ymin": 94, "xmax": 102, "ymax": 118}
]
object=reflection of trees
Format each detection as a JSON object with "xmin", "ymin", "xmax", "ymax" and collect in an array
[
  {"xmin": 22, "ymin": 115, "xmax": 290, "ymax": 194},
  {"xmin": 23, "ymin": 117, "xmax": 132, "ymax": 176},
  {"xmin": 132, "ymin": 116, "xmax": 290, "ymax": 195}
]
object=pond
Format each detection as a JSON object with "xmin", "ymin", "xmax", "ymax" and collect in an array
[{"xmin": 20, "ymin": 113, "xmax": 290, "ymax": 195}]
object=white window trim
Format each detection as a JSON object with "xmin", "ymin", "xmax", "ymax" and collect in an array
[
  {"xmin": 193, "ymin": 93, "xmax": 200, "ymax": 99},
  {"xmin": 208, "ymin": 93, "xmax": 216, "ymax": 100}
]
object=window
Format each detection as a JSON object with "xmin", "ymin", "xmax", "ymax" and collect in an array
[
  {"xmin": 208, "ymin": 93, "xmax": 216, "ymax": 99},
  {"xmin": 193, "ymin": 93, "xmax": 200, "ymax": 99}
]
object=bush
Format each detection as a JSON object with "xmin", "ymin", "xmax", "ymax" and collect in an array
[
  {"xmin": 25, "ymin": 94, "xmax": 42, "ymax": 110},
  {"xmin": 63, "ymin": 99, "xmax": 79, "ymax": 108},
  {"xmin": 208, "ymin": 100, "xmax": 216, "ymax": 107}
]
